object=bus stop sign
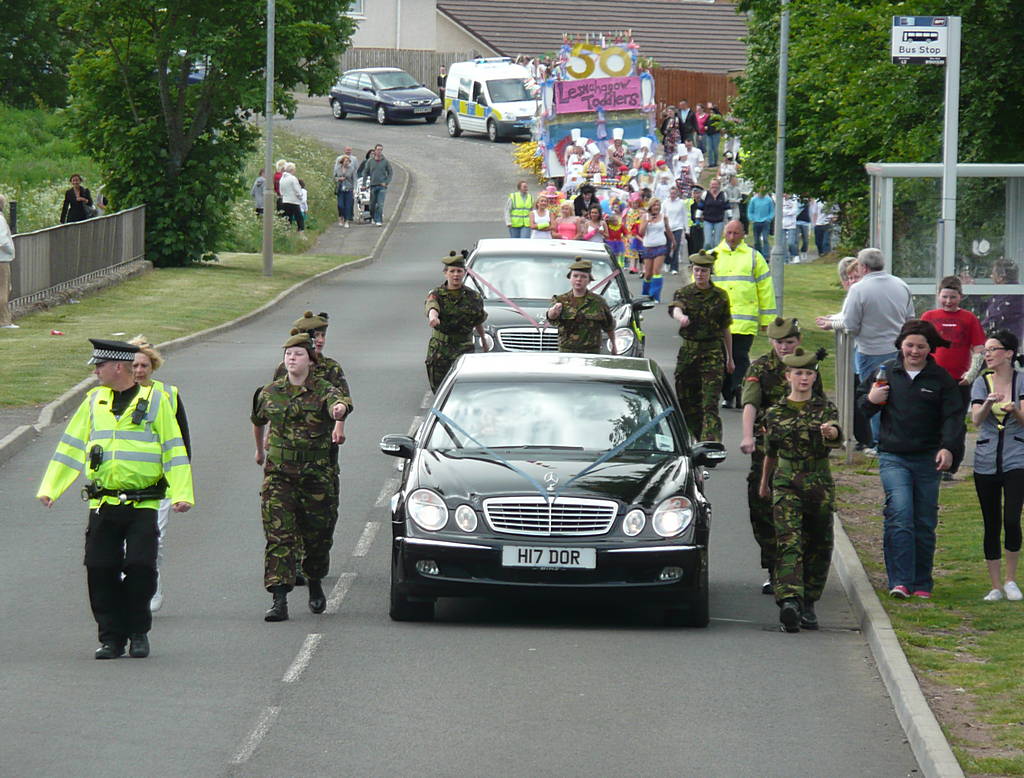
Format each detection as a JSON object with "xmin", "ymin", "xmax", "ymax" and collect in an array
[{"xmin": 892, "ymin": 16, "xmax": 948, "ymax": 65}]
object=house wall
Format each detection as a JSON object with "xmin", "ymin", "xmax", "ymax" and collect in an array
[
  {"xmin": 349, "ymin": 0, "xmax": 438, "ymax": 50},
  {"xmin": 435, "ymin": 14, "xmax": 496, "ymax": 55}
]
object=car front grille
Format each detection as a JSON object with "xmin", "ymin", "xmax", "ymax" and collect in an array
[
  {"xmin": 484, "ymin": 496, "xmax": 618, "ymax": 536},
  {"xmin": 496, "ymin": 327, "xmax": 560, "ymax": 352},
  {"xmin": 410, "ymin": 99, "xmax": 433, "ymax": 106}
]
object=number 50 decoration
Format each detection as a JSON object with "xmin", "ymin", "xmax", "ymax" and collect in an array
[{"xmin": 566, "ymin": 43, "xmax": 634, "ymax": 80}]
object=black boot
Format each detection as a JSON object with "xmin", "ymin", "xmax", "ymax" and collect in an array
[
  {"xmin": 265, "ymin": 586, "xmax": 289, "ymax": 622},
  {"xmin": 779, "ymin": 598, "xmax": 801, "ymax": 633},
  {"xmin": 800, "ymin": 600, "xmax": 819, "ymax": 630},
  {"xmin": 308, "ymin": 579, "xmax": 326, "ymax": 614}
]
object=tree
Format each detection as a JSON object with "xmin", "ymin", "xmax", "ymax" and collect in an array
[
  {"xmin": 60, "ymin": 0, "xmax": 355, "ymax": 266},
  {"xmin": 0, "ymin": 0, "xmax": 73, "ymax": 108},
  {"xmin": 733, "ymin": 0, "xmax": 1024, "ymax": 246}
]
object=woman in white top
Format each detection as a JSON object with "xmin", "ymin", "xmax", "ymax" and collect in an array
[
  {"xmin": 529, "ymin": 195, "xmax": 553, "ymax": 239},
  {"xmin": 637, "ymin": 197, "xmax": 674, "ymax": 302},
  {"xmin": 580, "ymin": 205, "xmax": 607, "ymax": 243},
  {"xmin": 279, "ymin": 163, "xmax": 304, "ymax": 231}
]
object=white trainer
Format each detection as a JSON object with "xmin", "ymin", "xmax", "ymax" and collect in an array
[
  {"xmin": 150, "ymin": 573, "xmax": 164, "ymax": 612},
  {"xmin": 1004, "ymin": 581, "xmax": 1022, "ymax": 601},
  {"xmin": 983, "ymin": 588, "xmax": 1004, "ymax": 602}
]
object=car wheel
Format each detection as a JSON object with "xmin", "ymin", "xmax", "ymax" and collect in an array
[
  {"xmin": 664, "ymin": 562, "xmax": 709, "ymax": 627},
  {"xmin": 446, "ymin": 113, "xmax": 462, "ymax": 137},
  {"xmin": 425, "ymin": 114, "xmax": 438, "ymax": 124},
  {"xmin": 376, "ymin": 105, "xmax": 388, "ymax": 125},
  {"xmin": 389, "ymin": 554, "xmax": 434, "ymax": 622},
  {"xmin": 331, "ymin": 99, "xmax": 346, "ymax": 120},
  {"xmin": 487, "ymin": 119, "xmax": 499, "ymax": 142}
]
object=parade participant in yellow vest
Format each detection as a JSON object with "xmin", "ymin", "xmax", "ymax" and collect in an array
[
  {"xmin": 37, "ymin": 339, "xmax": 194, "ymax": 660},
  {"xmin": 504, "ymin": 180, "xmax": 534, "ymax": 239},
  {"xmin": 713, "ymin": 220, "xmax": 778, "ymax": 408}
]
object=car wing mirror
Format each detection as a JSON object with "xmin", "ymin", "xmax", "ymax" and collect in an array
[
  {"xmin": 380, "ymin": 434, "xmax": 416, "ymax": 459},
  {"xmin": 632, "ymin": 295, "xmax": 657, "ymax": 310},
  {"xmin": 692, "ymin": 441, "xmax": 727, "ymax": 468}
]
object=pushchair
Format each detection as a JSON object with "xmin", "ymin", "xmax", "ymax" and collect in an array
[{"xmin": 354, "ymin": 175, "xmax": 373, "ymax": 224}]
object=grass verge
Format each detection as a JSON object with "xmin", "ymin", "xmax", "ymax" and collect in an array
[{"xmin": 0, "ymin": 252, "xmax": 357, "ymax": 407}]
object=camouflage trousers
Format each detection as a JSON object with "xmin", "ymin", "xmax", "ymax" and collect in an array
[
  {"xmin": 746, "ymin": 445, "xmax": 776, "ymax": 571},
  {"xmin": 425, "ymin": 336, "xmax": 473, "ymax": 392},
  {"xmin": 261, "ymin": 465, "xmax": 339, "ymax": 590},
  {"xmin": 771, "ymin": 472, "xmax": 834, "ymax": 605},
  {"xmin": 674, "ymin": 339, "xmax": 724, "ymax": 442}
]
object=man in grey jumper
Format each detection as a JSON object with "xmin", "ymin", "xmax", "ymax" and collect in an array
[
  {"xmin": 359, "ymin": 144, "xmax": 393, "ymax": 226},
  {"xmin": 840, "ymin": 247, "xmax": 916, "ymax": 443}
]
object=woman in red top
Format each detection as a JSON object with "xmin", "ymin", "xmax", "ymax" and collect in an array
[{"xmin": 921, "ymin": 275, "xmax": 986, "ymax": 410}]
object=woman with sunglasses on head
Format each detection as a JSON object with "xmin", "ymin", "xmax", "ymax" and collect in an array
[{"xmin": 971, "ymin": 330, "xmax": 1024, "ymax": 602}]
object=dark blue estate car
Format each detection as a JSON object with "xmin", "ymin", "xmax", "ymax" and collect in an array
[{"xmin": 328, "ymin": 67, "xmax": 442, "ymax": 125}]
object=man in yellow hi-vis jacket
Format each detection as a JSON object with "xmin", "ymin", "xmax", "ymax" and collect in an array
[
  {"xmin": 37, "ymin": 338, "xmax": 194, "ymax": 660},
  {"xmin": 713, "ymin": 220, "xmax": 778, "ymax": 407}
]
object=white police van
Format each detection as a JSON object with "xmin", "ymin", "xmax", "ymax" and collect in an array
[{"xmin": 443, "ymin": 58, "xmax": 536, "ymax": 142}]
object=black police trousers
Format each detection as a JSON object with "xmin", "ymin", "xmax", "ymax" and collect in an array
[{"xmin": 84, "ymin": 503, "xmax": 159, "ymax": 646}]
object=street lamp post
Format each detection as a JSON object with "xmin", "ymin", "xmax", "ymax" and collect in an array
[
  {"xmin": 262, "ymin": 0, "xmax": 275, "ymax": 277},
  {"xmin": 769, "ymin": 0, "xmax": 790, "ymax": 312}
]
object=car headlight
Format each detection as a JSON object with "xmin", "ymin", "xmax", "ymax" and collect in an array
[
  {"xmin": 432, "ymin": 98, "xmax": 442, "ymax": 105},
  {"xmin": 607, "ymin": 327, "xmax": 635, "ymax": 354},
  {"xmin": 622, "ymin": 508, "xmax": 646, "ymax": 537},
  {"xmin": 454, "ymin": 504, "xmax": 478, "ymax": 532},
  {"xmin": 407, "ymin": 489, "xmax": 448, "ymax": 531},
  {"xmin": 475, "ymin": 331, "xmax": 495, "ymax": 352},
  {"xmin": 652, "ymin": 496, "xmax": 693, "ymax": 537},
  {"xmin": 393, "ymin": 99, "xmax": 409, "ymax": 106}
]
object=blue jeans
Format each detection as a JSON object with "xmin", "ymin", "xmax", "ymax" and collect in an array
[
  {"xmin": 337, "ymin": 189, "xmax": 353, "ymax": 221},
  {"xmin": 369, "ymin": 185, "xmax": 388, "ymax": 223},
  {"xmin": 706, "ymin": 133, "xmax": 720, "ymax": 167},
  {"xmin": 702, "ymin": 220, "xmax": 724, "ymax": 250},
  {"xmin": 784, "ymin": 228, "xmax": 799, "ymax": 260},
  {"xmin": 814, "ymin": 224, "xmax": 832, "ymax": 256},
  {"xmin": 668, "ymin": 229, "xmax": 684, "ymax": 271},
  {"xmin": 752, "ymin": 221, "xmax": 771, "ymax": 259},
  {"xmin": 796, "ymin": 222, "xmax": 809, "ymax": 253},
  {"xmin": 507, "ymin": 226, "xmax": 529, "ymax": 238},
  {"xmin": 855, "ymin": 350, "xmax": 896, "ymax": 445},
  {"xmin": 879, "ymin": 452, "xmax": 941, "ymax": 592}
]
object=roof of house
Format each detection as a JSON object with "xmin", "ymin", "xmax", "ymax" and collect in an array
[{"xmin": 436, "ymin": 0, "xmax": 748, "ymax": 75}]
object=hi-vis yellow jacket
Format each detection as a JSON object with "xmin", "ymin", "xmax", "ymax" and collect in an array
[
  {"xmin": 37, "ymin": 383, "xmax": 194, "ymax": 509},
  {"xmin": 711, "ymin": 240, "xmax": 778, "ymax": 335}
]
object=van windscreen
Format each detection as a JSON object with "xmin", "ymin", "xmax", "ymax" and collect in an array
[{"xmin": 486, "ymin": 78, "xmax": 532, "ymax": 103}]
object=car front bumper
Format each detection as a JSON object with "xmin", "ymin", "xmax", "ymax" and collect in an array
[
  {"xmin": 387, "ymin": 105, "xmax": 442, "ymax": 120},
  {"xmin": 393, "ymin": 535, "xmax": 705, "ymax": 603}
]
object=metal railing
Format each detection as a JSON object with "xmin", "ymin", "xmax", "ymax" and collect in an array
[{"xmin": 9, "ymin": 206, "xmax": 146, "ymax": 310}]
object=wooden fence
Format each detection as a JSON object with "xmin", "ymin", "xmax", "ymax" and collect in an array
[
  {"xmin": 650, "ymin": 68, "xmax": 738, "ymax": 114},
  {"xmin": 339, "ymin": 48, "xmax": 478, "ymax": 93}
]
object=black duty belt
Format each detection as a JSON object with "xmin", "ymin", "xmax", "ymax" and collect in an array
[
  {"xmin": 268, "ymin": 445, "xmax": 332, "ymax": 463},
  {"xmin": 81, "ymin": 480, "xmax": 167, "ymax": 503}
]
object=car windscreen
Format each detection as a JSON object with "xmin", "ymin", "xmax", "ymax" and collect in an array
[
  {"xmin": 486, "ymin": 78, "xmax": 532, "ymax": 103},
  {"xmin": 469, "ymin": 254, "xmax": 623, "ymax": 305},
  {"xmin": 373, "ymin": 71, "xmax": 420, "ymax": 89},
  {"xmin": 427, "ymin": 381, "xmax": 678, "ymax": 454}
]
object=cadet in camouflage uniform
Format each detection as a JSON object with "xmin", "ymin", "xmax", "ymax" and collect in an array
[
  {"xmin": 739, "ymin": 317, "xmax": 824, "ymax": 593},
  {"xmin": 273, "ymin": 311, "xmax": 353, "ymax": 586},
  {"xmin": 546, "ymin": 258, "xmax": 617, "ymax": 354},
  {"xmin": 758, "ymin": 348, "xmax": 842, "ymax": 632},
  {"xmin": 668, "ymin": 251, "xmax": 733, "ymax": 441},
  {"xmin": 425, "ymin": 251, "xmax": 487, "ymax": 391},
  {"xmin": 252, "ymin": 332, "xmax": 352, "ymax": 622}
]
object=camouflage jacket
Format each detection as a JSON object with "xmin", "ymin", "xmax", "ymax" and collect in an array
[
  {"xmin": 549, "ymin": 290, "xmax": 614, "ymax": 353},
  {"xmin": 741, "ymin": 350, "xmax": 825, "ymax": 432},
  {"xmin": 763, "ymin": 396, "xmax": 842, "ymax": 476},
  {"xmin": 274, "ymin": 355, "xmax": 353, "ymax": 415},
  {"xmin": 667, "ymin": 283, "xmax": 731, "ymax": 341},
  {"xmin": 251, "ymin": 375, "xmax": 349, "ymax": 470},
  {"xmin": 425, "ymin": 285, "xmax": 486, "ymax": 342}
]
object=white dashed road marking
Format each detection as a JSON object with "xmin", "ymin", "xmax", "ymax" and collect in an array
[
  {"xmin": 353, "ymin": 521, "xmax": 380, "ymax": 556},
  {"xmin": 325, "ymin": 572, "xmax": 357, "ymax": 615},
  {"xmin": 282, "ymin": 634, "xmax": 323, "ymax": 683},
  {"xmin": 375, "ymin": 477, "xmax": 399, "ymax": 507},
  {"xmin": 231, "ymin": 706, "xmax": 280, "ymax": 764}
]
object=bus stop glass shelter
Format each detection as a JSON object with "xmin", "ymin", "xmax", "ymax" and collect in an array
[{"xmin": 865, "ymin": 162, "xmax": 1024, "ymax": 341}]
